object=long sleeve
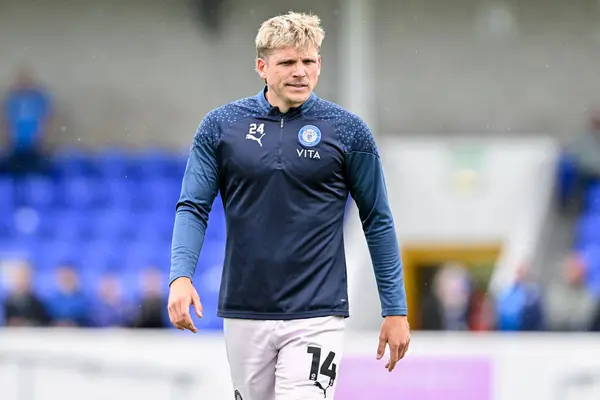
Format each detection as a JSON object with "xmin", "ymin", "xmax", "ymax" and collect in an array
[
  {"xmin": 345, "ymin": 142, "xmax": 408, "ymax": 317},
  {"xmin": 169, "ymin": 115, "xmax": 220, "ymax": 285}
]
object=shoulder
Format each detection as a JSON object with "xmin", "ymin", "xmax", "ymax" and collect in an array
[
  {"xmin": 310, "ymin": 98, "xmax": 378, "ymax": 156},
  {"xmin": 194, "ymin": 95, "xmax": 263, "ymax": 147}
]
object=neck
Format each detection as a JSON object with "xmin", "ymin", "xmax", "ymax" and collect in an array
[{"xmin": 265, "ymin": 89, "xmax": 294, "ymax": 113}]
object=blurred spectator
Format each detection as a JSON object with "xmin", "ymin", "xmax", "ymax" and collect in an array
[
  {"xmin": 562, "ymin": 110, "xmax": 600, "ymax": 213},
  {"xmin": 579, "ymin": 244, "xmax": 600, "ymax": 298},
  {"xmin": 0, "ymin": 63, "xmax": 54, "ymax": 176},
  {"xmin": 45, "ymin": 263, "xmax": 90, "ymax": 327},
  {"xmin": 89, "ymin": 272, "xmax": 133, "ymax": 328},
  {"xmin": 496, "ymin": 265, "xmax": 544, "ymax": 331},
  {"xmin": 469, "ymin": 292, "xmax": 496, "ymax": 331},
  {"xmin": 133, "ymin": 267, "xmax": 168, "ymax": 329},
  {"xmin": 1, "ymin": 259, "xmax": 49, "ymax": 327},
  {"xmin": 544, "ymin": 254, "xmax": 597, "ymax": 331},
  {"xmin": 421, "ymin": 262, "xmax": 472, "ymax": 331}
]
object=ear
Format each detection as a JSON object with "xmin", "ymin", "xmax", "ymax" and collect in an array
[
  {"xmin": 317, "ymin": 54, "xmax": 322, "ymax": 76},
  {"xmin": 256, "ymin": 57, "xmax": 268, "ymax": 80}
]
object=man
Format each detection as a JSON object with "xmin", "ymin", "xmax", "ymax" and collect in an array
[
  {"xmin": 168, "ymin": 11, "xmax": 410, "ymax": 399},
  {"xmin": 1, "ymin": 64, "xmax": 53, "ymax": 176}
]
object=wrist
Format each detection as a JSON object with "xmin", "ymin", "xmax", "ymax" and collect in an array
[{"xmin": 169, "ymin": 276, "xmax": 192, "ymax": 287}]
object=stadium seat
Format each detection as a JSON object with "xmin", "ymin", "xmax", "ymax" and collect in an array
[
  {"xmin": 574, "ymin": 214, "xmax": 600, "ymax": 249},
  {"xmin": 586, "ymin": 183, "xmax": 600, "ymax": 213},
  {"xmin": 52, "ymin": 148, "xmax": 94, "ymax": 178},
  {"xmin": 32, "ymin": 239, "xmax": 79, "ymax": 271},
  {"xmin": 38, "ymin": 209, "xmax": 92, "ymax": 242},
  {"xmin": 579, "ymin": 244, "xmax": 600, "ymax": 298},
  {"xmin": 137, "ymin": 178, "xmax": 180, "ymax": 211},
  {"xmin": 93, "ymin": 148, "xmax": 133, "ymax": 180},
  {"xmin": 131, "ymin": 149, "xmax": 174, "ymax": 179},
  {"xmin": 18, "ymin": 175, "xmax": 56, "ymax": 210},
  {"xmin": 0, "ymin": 176, "xmax": 15, "ymax": 205},
  {"xmin": 78, "ymin": 239, "xmax": 123, "ymax": 272},
  {"xmin": 60, "ymin": 176, "xmax": 102, "ymax": 210},
  {"xmin": 0, "ymin": 183, "xmax": 15, "ymax": 236},
  {"xmin": 134, "ymin": 212, "xmax": 174, "ymax": 243},
  {"xmin": 103, "ymin": 178, "xmax": 139, "ymax": 210},
  {"xmin": 90, "ymin": 209, "xmax": 137, "ymax": 241}
]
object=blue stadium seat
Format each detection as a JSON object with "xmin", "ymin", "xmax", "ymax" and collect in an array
[
  {"xmin": 38, "ymin": 210, "xmax": 92, "ymax": 242},
  {"xmin": 579, "ymin": 244, "xmax": 600, "ymax": 297},
  {"xmin": 205, "ymin": 216, "xmax": 226, "ymax": 242},
  {"xmin": 131, "ymin": 149, "xmax": 174, "ymax": 179},
  {"xmin": 93, "ymin": 148, "xmax": 133, "ymax": 180},
  {"xmin": 586, "ymin": 183, "xmax": 600, "ymax": 213},
  {"xmin": 197, "ymin": 239, "xmax": 225, "ymax": 273},
  {"xmin": 163, "ymin": 153, "xmax": 188, "ymax": 179},
  {"xmin": 134, "ymin": 212, "xmax": 174, "ymax": 243},
  {"xmin": 18, "ymin": 176, "xmax": 56, "ymax": 210},
  {"xmin": 90, "ymin": 209, "xmax": 136, "ymax": 241},
  {"xmin": 0, "ymin": 176, "xmax": 15, "ymax": 206},
  {"xmin": 79, "ymin": 239, "xmax": 123, "ymax": 272},
  {"xmin": 0, "ymin": 238, "xmax": 36, "ymax": 261},
  {"xmin": 138, "ymin": 178, "xmax": 180, "ymax": 212},
  {"xmin": 53, "ymin": 148, "xmax": 94, "ymax": 178},
  {"xmin": 0, "ymin": 192, "xmax": 15, "ymax": 237},
  {"xmin": 103, "ymin": 178, "xmax": 139, "ymax": 210},
  {"xmin": 60, "ymin": 176, "xmax": 102, "ymax": 210},
  {"xmin": 32, "ymin": 239, "xmax": 79, "ymax": 270},
  {"xmin": 575, "ymin": 214, "xmax": 600, "ymax": 249}
]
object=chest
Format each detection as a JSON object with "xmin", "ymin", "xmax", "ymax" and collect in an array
[{"xmin": 218, "ymin": 118, "xmax": 345, "ymax": 185}]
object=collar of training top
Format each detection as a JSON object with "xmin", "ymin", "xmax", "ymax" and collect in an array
[{"xmin": 255, "ymin": 85, "xmax": 318, "ymax": 117}]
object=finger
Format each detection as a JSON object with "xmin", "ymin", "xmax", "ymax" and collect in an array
[
  {"xmin": 387, "ymin": 344, "xmax": 400, "ymax": 372},
  {"xmin": 174, "ymin": 302, "xmax": 196, "ymax": 332},
  {"xmin": 399, "ymin": 338, "xmax": 410, "ymax": 360},
  {"xmin": 376, "ymin": 336, "xmax": 387, "ymax": 360},
  {"xmin": 174, "ymin": 321, "xmax": 186, "ymax": 331},
  {"xmin": 192, "ymin": 294, "xmax": 203, "ymax": 319},
  {"xmin": 181, "ymin": 314, "xmax": 198, "ymax": 333},
  {"xmin": 168, "ymin": 306, "xmax": 180, "ymax": 329}
]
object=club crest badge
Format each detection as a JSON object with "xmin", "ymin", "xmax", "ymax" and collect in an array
[{"xmin": 298, "ymin": 125, "xmax": 322, "ymax": 147}]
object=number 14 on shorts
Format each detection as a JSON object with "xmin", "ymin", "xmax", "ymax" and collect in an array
[{"xmin": 307, "ymin": 346, "xmax": 337, "ymax": 397}]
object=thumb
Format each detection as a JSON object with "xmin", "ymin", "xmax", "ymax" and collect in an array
[
  {"xmin": 192, "ymin": 293, "xmax": 203, "ymax": 319},
  {"xmin": 377, "ymin": 335, "xmax": 387, "ymax": 360}
]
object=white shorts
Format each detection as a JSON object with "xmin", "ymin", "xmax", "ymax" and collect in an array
[{"xmin": 223, "ymin": 316, "xmax": 346, "ymax": 400}]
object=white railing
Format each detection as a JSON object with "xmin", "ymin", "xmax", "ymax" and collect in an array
[{"xmin": 0, "ymin": 350, "xmax": 198, "ymax": 400}]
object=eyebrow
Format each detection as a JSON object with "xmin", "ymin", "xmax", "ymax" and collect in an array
[{"xmin": 277, "ymin": 57, "xmax": 316, "ymax": 64}]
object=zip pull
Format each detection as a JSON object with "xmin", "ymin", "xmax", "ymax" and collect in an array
[{"xmin": 280, "ymin": 118, "xmax": 284, "ymax": 128}]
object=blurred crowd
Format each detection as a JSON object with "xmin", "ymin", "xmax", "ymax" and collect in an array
[
  {"xmin": 421, "ymin": 257, "xmax": 600, "ymax": 332},
  {"xmin": 1, "ymin": 259, "xmax": 168, "ymax": 328}
]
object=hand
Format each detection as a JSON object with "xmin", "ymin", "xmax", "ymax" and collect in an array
[
  {"xmin": 167, "ymin": 277, "xmax": 203, "ymax": 333},
  {"xmin": 376, "ymin": 315, "xmax": 411, "ymax": 372}
]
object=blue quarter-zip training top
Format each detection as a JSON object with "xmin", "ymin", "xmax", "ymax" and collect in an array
[{"xmin": 169, "ymin": 87, "xmax": 407, "ymax": 320}]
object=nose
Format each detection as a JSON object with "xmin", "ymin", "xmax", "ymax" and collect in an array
[{"xmin": 292, "ymin": 63, "xmax": 306, "ymax": 78}]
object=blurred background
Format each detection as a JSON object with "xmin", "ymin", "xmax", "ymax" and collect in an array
[{"xmin": 2, "ymin": 0, "xmax": 600, "ymax": 399}]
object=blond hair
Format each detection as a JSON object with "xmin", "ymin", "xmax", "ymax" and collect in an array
[{"xmin": 255, "ymin": 11, "xmax": 325, "ymax": 60}]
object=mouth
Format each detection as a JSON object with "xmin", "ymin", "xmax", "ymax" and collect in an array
[{"xmin": 286, "ymin": 83, "xmax": 308, "ymax": 89}]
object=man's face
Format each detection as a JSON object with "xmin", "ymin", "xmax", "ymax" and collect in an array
[{"xmin": 257, "ymin": 45, "xmax": 321, "ymax": 110}]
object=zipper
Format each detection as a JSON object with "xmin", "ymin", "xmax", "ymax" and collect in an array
[{"xmin": 278, "ymin": 118, "xmax": 284, "ymax": 167}]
